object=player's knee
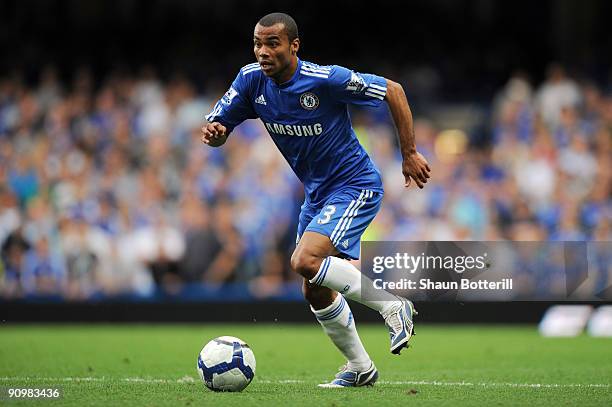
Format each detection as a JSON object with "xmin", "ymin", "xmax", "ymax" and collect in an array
[{"xmin": 290, "ymin": 249, "xmax": 321, "ymax": 280}]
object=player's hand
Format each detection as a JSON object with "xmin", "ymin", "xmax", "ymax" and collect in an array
[
  {"xmin": 402, "ymin": 151, "xmax": 431, "ymax": 189},
  {"xmin": 201, "ymin": 122, "xmax": 228, "ymax": 147}
]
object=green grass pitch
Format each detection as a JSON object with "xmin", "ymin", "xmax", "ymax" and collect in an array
[{"xmin": 0, "ymin": 323, "xmax": 611, "ymax": 406}]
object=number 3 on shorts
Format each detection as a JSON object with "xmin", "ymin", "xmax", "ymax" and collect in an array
[{"xmin": 317, "ymin": 205, "xmax": 336, "ymax": 224}]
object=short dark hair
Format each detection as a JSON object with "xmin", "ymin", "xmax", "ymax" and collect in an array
[{"xmin": 257, "ymin": 13, "xmax": 299, "ymax": 42}]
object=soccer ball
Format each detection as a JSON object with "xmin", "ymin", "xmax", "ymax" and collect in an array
[{"xmin": 196, "ymin": 336, "xmax": 256, "ymax": 392}]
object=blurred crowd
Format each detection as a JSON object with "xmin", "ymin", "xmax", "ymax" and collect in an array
[{"xmin": 0, "ymin": 64, "xmax": 610, "ymax": 300}]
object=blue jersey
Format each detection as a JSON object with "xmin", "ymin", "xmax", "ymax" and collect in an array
[{"xmin": 206, "ymin": 58, "xmax": 387, "ymax": 207}]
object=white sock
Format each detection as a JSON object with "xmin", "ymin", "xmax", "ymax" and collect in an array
[
  {"xmin": 311, "ymin": 294, "xmax": 372, "ymax": 372},
  {"xmin": 310, "ymin": 256, "xmax": 399, "ymax": 316}
]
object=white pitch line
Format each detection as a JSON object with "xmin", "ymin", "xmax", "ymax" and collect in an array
[
  {"xmin": 0, "ymin": 377, "xmax": 609, "ymax": 389},
  {"xmin": 378, "ymin": 380, "xmax": 610, "ymax": 388}
]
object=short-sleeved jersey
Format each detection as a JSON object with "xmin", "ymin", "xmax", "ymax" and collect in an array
[{"xmin": 206, "ymin": 58, "xmax": 387, "ymax": 207}]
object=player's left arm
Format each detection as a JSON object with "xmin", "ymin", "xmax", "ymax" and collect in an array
[
  {"xmin": 327, "ymin": 66, "xmax": 431, "ymax": 188},
  {"xmin": 384, "ymin": 79, "xmax": 431, "ymax": 189}
]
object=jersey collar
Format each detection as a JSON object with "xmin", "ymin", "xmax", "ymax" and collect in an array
[{"xmin": 271, "ymin": 58, "xmax": 302, "ymax": 89}]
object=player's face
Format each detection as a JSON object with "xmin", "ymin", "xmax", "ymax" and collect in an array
[{"xmin": 254, "ymin": 23, "xmax": 299, "ymax": 82}]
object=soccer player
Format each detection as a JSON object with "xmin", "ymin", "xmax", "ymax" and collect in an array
[{"xmin": 202, "ymin": 12, "xmax": 431, "ymax": 388}]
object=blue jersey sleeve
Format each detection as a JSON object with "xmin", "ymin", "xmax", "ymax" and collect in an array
[
  {"xmin": 205, "ymin": 72, "xmax": 257, "ymax": 133},
  {"xmin": 328, "ymin": 65, "xmax": 388, "ymax": 107}
]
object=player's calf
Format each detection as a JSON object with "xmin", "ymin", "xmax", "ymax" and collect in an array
[{"xmin": 303, "ymin": 280, "xmax": 336, "ymax": 310}]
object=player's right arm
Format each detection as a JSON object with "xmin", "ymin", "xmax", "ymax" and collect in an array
[{"xmin": 201, "ymin": 69, "xmax": 257, "ymax": 148}]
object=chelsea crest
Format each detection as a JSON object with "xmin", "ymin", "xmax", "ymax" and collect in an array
[{"xmin": 300, "ymin": 92, "xmax": 319, "ymax": 110}]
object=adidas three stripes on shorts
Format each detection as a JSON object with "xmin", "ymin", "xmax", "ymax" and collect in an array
[{"xmin": 296, "ymin": 187, "xmax": 383, "ymax": 260}]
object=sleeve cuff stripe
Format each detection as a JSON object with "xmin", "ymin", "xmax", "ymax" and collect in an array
[
  {"xmin": 366, "ymin": 87, "xmax": 386, "ymax": 96},
  {"xmin": 366, "ymin": 89, "xmax": 386, "ymax": 97},
  {"xmin": 369, "ymin": 83, "xmax": 386, "ymax": 91},
  {"xmin": 205, "ymin": 103, "xmax": 223, "ymax": 122},
  {"xmin": 365, "ymin": 92, "xmax": 384, "ymax": 100}
]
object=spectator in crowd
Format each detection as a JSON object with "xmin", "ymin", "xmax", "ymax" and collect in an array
[
  {"xmin": 535, "ymin": 63, "xmax": 582, "ymax": 129},
  {"xmin": 0, "ymin": 227, "xmax": 31, "ymax": 298}
]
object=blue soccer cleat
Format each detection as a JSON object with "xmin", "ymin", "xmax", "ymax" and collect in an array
[
  {"xmin": 317, "ymin": 362, "xmax": 379, "ymax": 388},
  {"xmin": 383, "ymin": 299, "xmax": 417, "ymax": 355}
]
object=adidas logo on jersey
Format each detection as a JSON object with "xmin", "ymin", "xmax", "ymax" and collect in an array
[
  {"xmin": 255, "ymin": 94, "xmax": 267, "ymax": 105},
  {"xmin": 341, "ymin": 239, "xmax": 349, "ymax": 249}
]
